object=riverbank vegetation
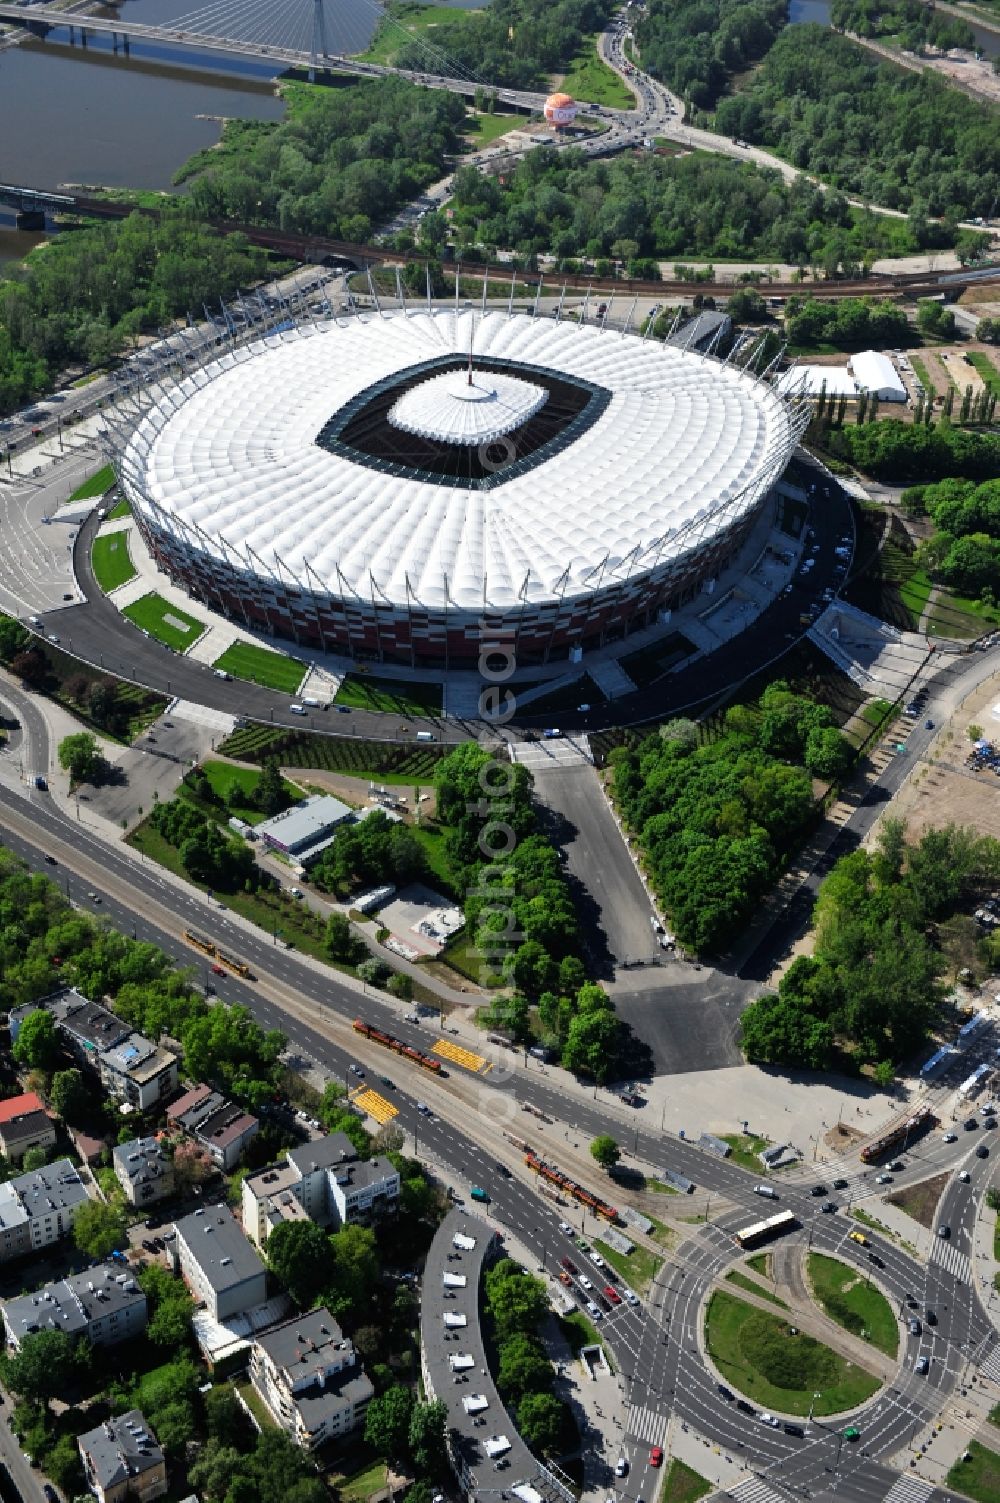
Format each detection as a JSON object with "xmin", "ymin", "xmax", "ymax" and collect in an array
[
  {"xmin": 711, "ymin": 25, "xmax": 1000, "ymax": 224},
  {"xmin": 446, "ymin": 149, "xmax": 929, "ymax": 270},
  {"xmin": 609, "ymin": 685, "xmax": 853, "ymax": 954},
  {"xmin": 739, "ymin": 822, "xmax": 1000, "ymax": 1074},
  {"xmin": 635, "ymin": 0, "xmax": 787, "ymax": 111},
  {"xmin": 830, "ymin": 0, "xmax": 975, "ymax": 50},
  {"xmin": 0, "ymin": 210, "xmax": 270, "ymax": 414},
  {"xmin": 903, "ymin": 477, "xmax": 1000, "ymax": 604}
]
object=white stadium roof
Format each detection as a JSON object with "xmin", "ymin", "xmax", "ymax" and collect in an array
[{"xmin": 123, "ymin": 310, "xmax": 798, "ymax": 612}]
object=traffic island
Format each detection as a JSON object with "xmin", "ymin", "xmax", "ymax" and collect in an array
[
  {"xmin": 704, "ymin": 1289, "xmax": 881, "ymax": 1416},
  {"xmin": 805, "ymin": 1252, "xmax": 899, "ymax": 1358}
]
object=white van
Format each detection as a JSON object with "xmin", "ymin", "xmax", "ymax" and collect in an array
[
  {"xmin": 302, "ymin": 695, "xmax": 321, "ymax": 707},
  {"xmin": 289, "ymin": 704, "xmax": 307, "ymax": 716},
  {"xmin": 753, "ymin": 1184, "xmax": 779, "ymax": 1199},
  {"xmin": 416, "ymin": 730, "xmax": 435, "ymax": 741}
]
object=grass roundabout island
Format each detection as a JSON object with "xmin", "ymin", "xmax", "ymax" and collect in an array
[{"xmin": 705, "ymin": 1289, "xmax": 882, "ymax": 1417}]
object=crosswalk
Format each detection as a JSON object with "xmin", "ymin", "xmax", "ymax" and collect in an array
[
  {"xmin": 727, "ymin": 1475, "xmax": 789, "ymax": 1503},
  {"xmin": 881, "ymin": 1476, "xmax": 933, "ymax": 1503},
  {"xmin": 349, "ymin": 1087, "xmax": 398, "ymax": 1125},
  {"xmin": 626, "ymin": 1402, "xmax": 667, "ymax": 1446},
  {"xmin": 929, "ymin": 1239, "xmax": 971, "ymax": 1285},
  {"xmin": 979, "ymin": 1343, "xmax": 1000, "ymax": 1384}
]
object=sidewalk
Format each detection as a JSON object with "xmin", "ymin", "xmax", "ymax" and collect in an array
[{"xmin": 969, "ymin": 1170, "xmax": 1000, "ymax": 1334}]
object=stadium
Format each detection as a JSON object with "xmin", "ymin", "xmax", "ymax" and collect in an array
[{"xmin": 111, "ymin": 307, "xmax": 810, "ymax": 668}]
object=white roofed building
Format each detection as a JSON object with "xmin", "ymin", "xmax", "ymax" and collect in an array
[
  {"xmin": 111, "ymin": 309, "xmax": 808, "ymax": 669},
  {"xmin": 849, "ymin": 349, "xmax": 907, "ymax": 402}
]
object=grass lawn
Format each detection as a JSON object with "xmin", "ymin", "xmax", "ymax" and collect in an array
[
  {"xmin": 967, "ymin": 350, "xmax": 1000, "ymax": 397},
  {"xmin": 886, "ymin": 1172, "xmax": 948, "ymax": 1231},
  {"xmin": 438, "ymin": 929, "xmax": 503, "ymax": 988},
  {"xmin": 357, "ymin": 1, "xmax": 483, "ymax": 63},
  {"xmin": 926, "ymin": 586, "xmax": 1000, "ymax": 641},
  {"xmin": 335, "ymin": 673, "xmax": 443, "ymax": 717},
  {"xmin": 725, "ymin": 1269, "xmax": 788, "ymax": 1308},
  {"xmin": 91, "ymin": 532, "xmax": 137, "ymax": 593},
  {"xmin": 194, "ymin": 760, "xmax": 301, "ymax": 825},
  {"xmin": 213, "ymin": 640, "xmax": 304, "ymax": 694},
  {"xmin": 721, "ymin": 1133, "xmax": 772, "ymax": 1173},
  {"xmin": 560, "ymin": 39, "xmax": 636, "ymax": 108},
  {"xmin": 408, "ymin": 823, "xmax": 459, "ymax": 896},
  {"xmin": 463, "ymin": 111, "xmax": 520, "ymax": 147},
  {"xmin": 704, "ymin": 1290, "xmax": 881, "ymax": 1416},
  {"xmin": 747, "ymin": 1252, "xmax": 770, "ymax": 1276},
  {"xmin": 234, "ymin": 1377, "xmax": 279, "ymax": 1431},
  {"xmin": 123, "ymin": 592, "xmax": 206, "ymax": 652},
  {"xmin": 909, "ymin": 353, "xmax": 936, "ymax": 394},
  {"xmin": 128, "ymin": 818, "xmax": 331, "ymax": 959},
  {"xmin": 69, "ymin": 463, "xmax": 116, "ymax": 501},
  {"xmin": 659, "ymin": 1459, "xmax": 712, "ymax": 1503},
  {"xmin": 806, "ymin": 1253, "xmax": 898, "ymax": 1357},
  {"xmin": 106, "ymin": 497, "xmax": 132, "ymax": 520},
  {"xmin": 336, "ymin": 1461, "xmax": 388, "ymax": 1503},
  {"xmin": 946, "ymin": 1440, "xmax": 1000, "ymax": 1503},
  {"xmin": 594, "ymin": 1236, "xmax": 663, "ymax": 1294},
  {"xmin": 558, "ymin": 1310, "xmax": 603, "ymax": 1355},
  {"xmin": 851, "ymin": 1206, "xmax": 918, "ymax": 1256}
]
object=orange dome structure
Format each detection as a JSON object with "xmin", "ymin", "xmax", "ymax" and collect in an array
[{"xmin": 543, "ymin": 92, "xmax": 578, "ymax": 127}]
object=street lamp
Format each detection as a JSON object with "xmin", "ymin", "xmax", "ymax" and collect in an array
[{"xmin": 808, "ymin": 1392, "xmax": 821, "ymax": 1422}]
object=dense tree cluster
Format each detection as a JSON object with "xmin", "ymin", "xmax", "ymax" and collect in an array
[
  {"xmin": 149, "ymin": 796, "xmax": 262, "ymax": 892},
  {"xmin": 784, "ymin": 296, "xmax": 910, "ymax": 351},
  {"xmin": 905, "ymin": 478, "xmax": 1000, "ymax": 601},
  {"xmin": 447, "ymin": 150, "xmax": 918, "ymax": 269},
  {"xmin": 826, "ymin": 418, "xmax": 1000, "ymax": 481},
  {"xmin": 830, "ymin": 0, "xmax": 975, "ymax": 52},
  {"xmin": 635, "ymin": 0, "xmax": 787, "ymax": 110},
  {"xmin": 484, "ymin": 1259, "xmax": 566, "ymax": 1456},
  {"xmin": 611, "ymin": 686, "xmax": 853, "ymax": 953},
  {"xmin": 0, "ymin": 211, "xmax": 269, "ymax": 414},
  {"xmin": 265, "ymin": 1219, "xmax": 380, "ymax": 1322},
  {"xmin": 384, "ymin": 0, "xmax": 615, "ymax": 89},
  {"xmin": 712, "ymin": 26, "xmax": 1000, "ymax": 222},
  {"xmin": 184, "ymin": 759, "xmax": 292, "ymax": 820},
  {"xmin": 740, "ymin": 823, "xmax": 1000, "ymax": 1071},
  {"xmin": 186, "ymin": 77, "xmax": 466, "ymax": 239},
  {"xmin": 312, "ymin": 809, "xmax": 427, "ymax": 895},
  {"xmin": 364, "ymin": 1387, "xmax": 447, "ymax": 1473}
]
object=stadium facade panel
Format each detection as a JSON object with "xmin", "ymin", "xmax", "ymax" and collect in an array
[{"xmin": 114, "ymin": 309, "xmax": 807, "ymax": 667}]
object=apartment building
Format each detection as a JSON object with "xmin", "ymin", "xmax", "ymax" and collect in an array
[
  {"xmin": 77, "ymin": 1411, "xmax": 166, "ymax": 1503},
  {"xmin": 167, "ymin": 1085, "xmax": 258, "ymax": 1172},
  {"xmin": 0, "ymin": 1158, "xmax": 89, "ymax": 1263},
  {"xmin": 172, "ymin": 1205, "xmax": 267, "ymax": 1322},
  {"xmin": 249, "ymin": 1308, "xmax": 373, "ymax": 1450},
  {"xmin": 0, "ymin": 1092, "xmax": 56, "ymax": 1162},
  {"xmin": 3, "ymin": 1263, "xmax": 147, "ymax": 1350},
  {"xmin": 10, "ymin": 991, "xmax": 177, "ymax": 1112},
  {"xmin": 113, "ymin": 1138, "xmax": 175, "ymax": 1208}
]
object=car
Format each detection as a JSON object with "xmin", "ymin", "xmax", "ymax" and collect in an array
[
  {"xmin": 417, "ymin": 1103, "xmax": 430, "ymax": 1115},
  {"xmin": 649, "ymin": 1447, "xmax": 663, "ymax": 1468},
  {"xmin": 152, "ymin": 1236, "xmax": 165, "ymax": 1251},
  {"xmin": 759, "ymin": 1413, "xmax": 780, "ymax": 1429},
  {"xmin": 585, "ymin": 1300, "xmax": 602, "ymax": 1319},
  {"xmin": 937, "ymin": 1224, "xmax": 950, "ymax": 1239},
  {"xmin": 925, "ymin": 719, "xmax": 934, "ymax": 730},
  {"xmin": 908, "ymin": 1318, "xmax": 922, "ymax": 1336},
  {"xmin": 579, "ymin": 1275, "xmax": 593, "ymax": 1290},
  {"xmin": 624, "ymin": 1290, "xmax": 639, "ymax": 1306},
  {"xmin": 210, "ymin": 963, "xmax": 226, "ymax": 976},
  {"xmin": 604, "ymin": 1284, "xmax": 621, "ymax": 1304},
  {"xmin": 784, "ymin": 1424, "xmax": 805, "ymax": 1438},
  {"xmin": 977, "ymin": 1144, "xmax": 990, "ymax": 1159},
  {"xmin": 289, "ymin": 887, "xmax": 303, "ymax": 899},
  {"xmin": 559, "ymin": 1221, "xmax": 573, "ymax": 1234},
  {"xmin": 717, "ymin": 1384, "xmax": 735, "ymax": 1400},
  {"xmin": 889, "ymin": 1160, "xmax": 905, "ymax": 1172},
  {"xmin": 915, "ymin": 1355, "xmax": 929, "ymax": 1375},
  {"xmin": 589, "ymin": 1251, "xmax": 606, "ymax": 1269},
  {"xmin": 959, "ymin": 1170, "xmax": 971, "ymax": 1182},
  {"xmin": 736, "ymin": 1399, "xmax": 756, "ymax": 1416},
  {"xmin": 964, "ymin": 1118, "xmax": 978, "ymax": 1131},
  {"xmin": 47, "ymin": 634, "xmax": 60, "ymax": 644},
  {"xmin": 867, "ymin": 1252, "xmax": 885, "ymax": 1268},
  {"xmin": 349, "ymin": 1064, "xmax": 364, "ymax": 1075},
  {"xmin": 943, "ymin": 1132, "xmax": 958, "ymax": 1143},
  {"xmin": 43, "ymin": 854, "xmax": 56, "ymax": 864},
  {"xmin": 615, "ymin": 1458, "xmax": 628, "ymax": 1477},
  {"xmin": 43, "ymin": 1488, "xmax": 59, "ymax": 1503},
  {"xmin": 810, "ymin": 1185, "xmax": 827, "ymax": 1197},
  {"xmin": 833, "ymin": 1177, "xmax": 849, "ymax": 1190},
  {"xmin": 875, "ymin": 1174, "xmax": 893, "ymax": 1184},
  {"xmin": 843, "ymin": 1427, "xmax": 861, "ymax": 1442},
  {"xmin": 560, "ymin": 1256, "xmax": 578, "ymax": 1273},
  {"xmin": 925, "ymin": 1309, "xmax": 937, "ymax": 1326},
  {"xmin": 380, "ymin": 1076, "xmax": 394, "ymax": 1089},
  {"xmin": 558, "ymin": 1271, "xmax": 573, "ymax": 1287},
  {"xmin": 822, "ymin": 1201, "xmax": 837, "ymax": 1213},
  {"xmin": 495, "ymin": 1163, "xmax": 512, "ymax": 1178},
  {"xmin": 849, "ymin": 1231, "xmax": 869, "ymax": 1246},
  {"xmin": 87, "ymin": 892, "xmax": 101, "ymax": 904},
  {"xmin": 289, "ymin": 703, "xmax": 307, "ymax": 715},
  {"xmin": 141, "ymin": 1239, "xmax": 156, "ymax": 1253}
]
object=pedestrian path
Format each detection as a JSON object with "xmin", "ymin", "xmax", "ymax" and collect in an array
[
  {"xmin": 727, "ymin": 1474, "xmax": 790, "ymax": 1503},
  {"xmin": 979, "ymin": 1342, "xmax": 1000, "ymax": 1384},
  {"xmin": 881, "ymin": 1476, "xmax": 933, "ymax": 1503},
  {"xmin": 626, "ymin": 1401, "xmax": 668, "ymax": 1447},
  {"xmin": 929, "ymin": 1239, "xmax": 972, "ymax": 1285}
]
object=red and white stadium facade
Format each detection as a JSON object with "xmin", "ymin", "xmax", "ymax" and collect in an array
[{"xmin": 109, "ymin": 308, "xmax": 808, "ymax": 668}]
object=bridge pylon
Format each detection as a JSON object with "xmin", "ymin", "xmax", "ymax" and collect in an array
[{"xmin": 309, "ymin": 0, "xmax": 329, "ymax": 81}]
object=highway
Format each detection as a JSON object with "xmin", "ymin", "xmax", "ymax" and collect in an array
[{"xmin": 0, "ymin": 675, "xmax": 996, "ymax": 1503}]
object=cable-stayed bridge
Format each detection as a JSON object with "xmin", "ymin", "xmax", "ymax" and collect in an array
[{"xmin": 0, "ymin": 0, "xmax": 553, "ymax": 108}]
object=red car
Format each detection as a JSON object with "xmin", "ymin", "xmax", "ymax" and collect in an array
[
  {"xmin": 604, "ymin": 1285, "xmax": 621, "ymax": 1305},
  {"xmin": 210, "ymin": 963, "xmax": 226, "ymax": 976},
  {"xmin": 560, "ymin": 1256, "xmax": 578, "ymax": 1274},
  {"xmin": 650, "ymin": 1447, "xmax": 663, "ymax": 1468},
  {"xmin": 558, "ymin": 1271, "xmax": 573, "ymax": 1287}
]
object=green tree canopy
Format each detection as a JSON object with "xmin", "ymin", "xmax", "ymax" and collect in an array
[
  {"xmin": 589, "ymin": 1135, "xmax": 621, "ymax": 1170},
  {"xmin": 12, "ymin": 1009, "xmax": 58, "ymax": 1070},
  {"xmin": 1, "ymin": 1329, "xmax": 80, "ymax": 1405},
  {"xmin": 72, "ymin": 1199, "xmax": 127, "ymax": 1260},
  {"xmin": 364, "ymin": 1385, "xmax": 415, "ymax": 1463},
  {"xmin": 266, "ymin": 1221, "xmax": 332, "ymax": 1309}
]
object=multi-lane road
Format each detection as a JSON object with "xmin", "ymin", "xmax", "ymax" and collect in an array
[{"xmin": 0, "ymin": 676, "xmax": 997, "ymax": 1503}]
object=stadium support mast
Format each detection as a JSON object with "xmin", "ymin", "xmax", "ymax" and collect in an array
[{"xmin": 310, "ymin": 0, "xmax": 328, "ymax": 82}]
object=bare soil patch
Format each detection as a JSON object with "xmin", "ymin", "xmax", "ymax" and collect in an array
[{"xmin": 887, "ymin": 1171, "xmax": 949, "ymax": 1229}]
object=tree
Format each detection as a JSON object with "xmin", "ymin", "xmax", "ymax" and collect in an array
[
  {"xmin": 266, "ymin": 1221, "xmax": 332, "ymax": 1308},
  {"xmin": 324, "ymin": 912, "xmax": 363, "ymax": 964},
  {"xmin": 387, "ymin": 972, "xmax": 413, "ymax": 1001},
  {"xmin": 517, "ymin": 1391, "xmax": 564, "ymax": 1454},
  {"xmin": 43, "ymin": 1434, "xmax": 84, "ymax": 1497},
  {"xmin": 72, "ymin": 1199, "xmax": 127, "ymax": 1260},
  {"xmin": 484, "ymin": 1260, "xmax": 549, "ymax": 1340},
  {"xmin": 48, "ymin": 1067, "xmax": 89, "ymax": 1125},
  {"xmin": 364, "ymin": 1385, "xmax": 415, "ymax": 1462},
  {"xmin": 21, "ymin": 1146, "xmax": 47, "ymax": 1172},
  {"xmin": 408, "ymin": 1399, "xmax": 447, "ymax": 1477},
  {"xmin": 872, "ymin": 1060, "xmax": 895, "ymax": 1088},
  {"xmin": 1, "ymin": 1329, "xmax": 79, "ymax": 1405},
  {"xmin": 589, "ymin": 1135, "xmax": 620, "ymax": 1171},
  {"xmin": 497, "ymin": 1333, "xmax": 551, "ymax": 1400},
  {"xmin": 57, "ymin": 732, "xmax": 105, "ymax": 785},
  {"xmin": 255, "ymin": 759, "xmax": 287, "ymax": 817},
  {"xmin": 171, "ymin": 1139, "xmax": 214, "ymax": 1192},
  {"xmin": 12, "ymin": 1009, "xmax": 57, "ymax": 1070},
  {"xmin": 138, "ymin": 1264, "xmax": 195, "ymax": 1347}
]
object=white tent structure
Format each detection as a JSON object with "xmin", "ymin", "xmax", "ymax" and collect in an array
[
  {"xmin": 849, "ymin": 349, "xmax": 907, "ymax": 402},
  {"xmin": 776, "ymin": 365, "xmax": 858, "ymax": 399}
]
